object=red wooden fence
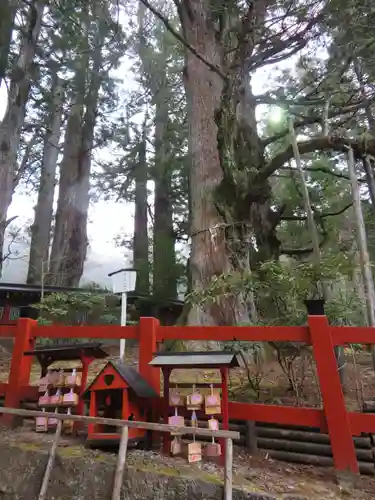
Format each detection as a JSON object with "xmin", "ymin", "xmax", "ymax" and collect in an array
[{"xmin": 1, "ymin": 315, "xmax": 375, "ymax": 473}]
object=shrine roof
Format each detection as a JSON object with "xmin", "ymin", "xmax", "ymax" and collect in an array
[
  {"xmin": 82, "ymin": 361, "xmax": 159, "ymax": 399},
  {"xmin": 149, "ymin": 351, "xmax": 244, "ymax": 369},
  {"xmin": 24, "ymin": 342, "xmax": 108, "ymax": 366}
]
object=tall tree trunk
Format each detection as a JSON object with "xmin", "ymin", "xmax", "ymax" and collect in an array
[
  {"xmin": 180, "ymin": 1, "xmax": 232, "ymax": 326},
  {"xmin": 49, "ymin": 35, "xmax": 103, "ymax": 286},
  {"xmin": 133, "ymin": 121, "xmax": 149, "ymax": 295},
  {"xmin": 27, "ymin": 76, "xmax": 63, "ymax": 284},
  {"xmin": 0, "ymin": 0, "xmax": 45, "ymax": 274},
  {"xmin": 0, "ymin": 0, "xmax": 17, "ymax": 85},
  {"xmin": 153, "ymin": 85, "xmax": 177, "ymax": 299},
  {"xmin": 347, "ymin": 147, "xmax": 375, "ymax": 370}
]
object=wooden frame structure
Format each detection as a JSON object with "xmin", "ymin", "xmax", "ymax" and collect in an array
[
  {"xmin": 2, "ymin": 315, "xmax": 375, "ymax": 473},
  {"xmin": 0, "ymin": 406, "xmax": 238, "ymax": 500},
  {"xmin": 149, "ymin": 351, "xmax": 243, "ymax": 457}
]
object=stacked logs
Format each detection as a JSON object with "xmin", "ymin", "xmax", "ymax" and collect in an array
[{"xmin": 182, "ymin": 419, "xmax": 375, "ymax": 475}]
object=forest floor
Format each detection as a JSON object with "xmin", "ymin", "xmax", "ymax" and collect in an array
[{"xmin": 0, "ymin": 423, "xmax": 374, "ymax": 499}]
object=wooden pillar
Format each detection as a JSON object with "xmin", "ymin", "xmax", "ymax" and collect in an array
[
  {"xmin": 308, "ymin": 315, "xmax": 358, "ymax": 473},
  {"xmin": 220, "ymin": 366, "xmax": 229, "ymax": 465},
  {"xmin": 138, "ymin": 317, "xmax": 160, "ymax": 394},
  {"xmin": 3, "ymin": 318, "xmax": 36, "ymax": 425},
  {"xmin": 78, "ymin": 355, "xmax": 94, "ymax": 417},
  {"xmin": 1, "ymin": 301, "xmax": 10, "ymax": 324},
  {"xmin": 162, "ymin": 367, "xmax": 171, "ymax": 455},
  {"xmin": 122, "ymin": 389, "xmax": 128, "ymax": 420},
  {"xmin": 88, "ymin": 391, "xmax": 97, "ymax": 436}
]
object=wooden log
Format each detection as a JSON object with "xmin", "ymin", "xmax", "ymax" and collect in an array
[
  {"xmin": 38, "ymin": 420, "xmax": 62, "ymax": 500},
  {"xmin": 246, "ymin": 421, "xmax": 258, "ymax": 455},
  {"xmin": 262, "ymin": 449, "xmax": 375, "ymax": 475},
  {"xmin": 257, "ymin": 422, "xmax": 321, "ymax": 433},
  {"xmin": 183, "ymin": 433, "xmax": 245, "ymax": 446},
  {"xmin": 111, "ymin": 426, "xmax": 129, "ymax": 500},
  {"xmin": 224, "ymin": 438, "xmax": 233, "ymax": 500},
  {"xmin": 256, "ymin": 427, "xmax": 372, "ymax": 449},
  {"xmin": 258, "ymin": 438, "xmax": 374, "ymax": 462}
]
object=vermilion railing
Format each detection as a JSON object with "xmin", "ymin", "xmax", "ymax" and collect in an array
[{"xmin": 1, "ymin": 315, "xmax": 375, "ymax": 473}]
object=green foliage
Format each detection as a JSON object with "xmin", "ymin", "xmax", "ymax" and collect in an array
[
  {"xmin": 33, "ymin": 291, "xmax": 119, "ymax": 327},
  {"xmin": 187, "ymin": 251, "xmax": 365, "ymax": 327}
]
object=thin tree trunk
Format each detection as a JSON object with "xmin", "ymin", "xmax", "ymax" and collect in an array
[
  {"xmin": 27, "ymin": 77, "xmax": 63, "ymax": 284},
  {"xmin": 347, "ymin": 147, "xmax": 375, "ymax": 370},
  {"xmin": 0, "ymin": 0, "xmax": 45, "ymax": 275},
  {"xmin": 0, "ymin": 0, "xmax": 17, "ymax": 86},
  {"xmin": 288, "ymin": 117, "xmax": 322, "ymax": 297},
  {"xmin": 133, "ymin": 121, "xmax": 149, "ymax": 295}
]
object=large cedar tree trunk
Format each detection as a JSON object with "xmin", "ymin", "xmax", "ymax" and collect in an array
[
  {"xmin": 133, "ymin": 123, "xmax": 150, "ymax": 295},
  {"xmin": 180, "ymin": 1, "xmax": 264, "ymax": 325},
  {"xmin": 49, "ymin": 44, "xmax": 102, "ymax": 286},
  {"xmin": 153, "ymin": 83, "xmax": 177, "ymax": 299},
  {"xmin": 27, "ymin": 76, "xmax": 63, "ymax": 284},
  {"xmin": 0, "ymin": 0, "xmax": 45, "ymax": 273}
]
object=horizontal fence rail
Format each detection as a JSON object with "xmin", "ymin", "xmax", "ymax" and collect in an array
[{"xmin": 0, "ymin": 406, "xmax": 239, "ymax": 440}]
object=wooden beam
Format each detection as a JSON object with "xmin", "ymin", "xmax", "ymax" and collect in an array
[
  {"xmin": 38, "ymin": 420, "xmax": 62, "ymax": 500},
  {"xmin": 0, "ymin": 407, "xmax": 240, "ymax": 440},
  {"xmin": 111, "ymin": 426, "xmax": 129, "ymax": 500},
  {"xmin": 224, "ymin": 438, "xmax": 233, "ymax": 500}
]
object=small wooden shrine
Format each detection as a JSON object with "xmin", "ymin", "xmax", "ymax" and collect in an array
[
  {"xmin": 149, "ymin": 351, "xmax": 244, "ymax": 462},
  {"xmin": 25, "ymin": 342, "xmax": 108, "ymax": 421},
  {"xmin": 82, "ymin": 360, "xmax": 159, "ymax": 447}
]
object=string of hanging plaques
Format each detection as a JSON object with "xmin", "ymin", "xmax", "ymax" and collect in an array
[{"xmin": 168, "ymin": 383, "xmax": 222, "ymax": 463}]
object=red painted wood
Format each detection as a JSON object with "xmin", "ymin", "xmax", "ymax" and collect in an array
[
  {"xmin": 220, "ymin": 367, "xmax": 229, "ymax": 465},
  {"xmin": 330, "ymin": 326, "xmax": 375, "ymax": 346},
  {"xmin": 309, "ymin": 315, "xmax": 358, "ymax": 473},
  {"xmin": 3, "ymin": 319, "xmax": 36, "ymax": 425},
  {"xmin": 228, "ymin": 403, "xmax": 328, "ymax": 431},
  {"xmin": 349, "ymin": 412, "xmax": 375, "ymax": 435},
  {"xmin": 88, "ymin": 391, "xmax": 97, "ymax": 436},
  {"xmin": 162, "ymin": 367, "xmax": 171, "ymax": 455},
  {"xmin": 0, "ymin": 325, "xmax": 16, "ymax": 337},
  {"xmin": 33, "ymin": 324, "xmax": 138, "ymax": 339},
  {"xmin": 157, "ymin": 325, "xmax": 310, "ymax": 343},
  {"xmin": 88, "ymin": 364, "xmax": 128, "ymax": 392},
  {"xmin": 138, "ymin": 317, "xmax": 160, "ymax": 394}
]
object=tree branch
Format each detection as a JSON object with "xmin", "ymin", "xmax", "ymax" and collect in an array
[
  {"xmin": 139, "ymin": 0, "xmax": 226, "ymax": 80},
  {"xmin": 259, "ymin": 134, "xmax": 375, "ymax": 183},
  {"xmin": 280, "ymin": 203, "xmax": 352, "ymax": 221},
  {"xmin": 263, "ymin": 100, "xmax": 374, "ymax": 146}
]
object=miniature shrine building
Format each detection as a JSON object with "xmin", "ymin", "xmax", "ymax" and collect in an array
[{"xmin": 82, "ymin": 360, "xmax": 159, "ymax": 447}]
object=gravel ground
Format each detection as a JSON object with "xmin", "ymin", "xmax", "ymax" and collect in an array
[{"xmin": 0, "ymin": 425, "xmax": 374, "ymax": 499}]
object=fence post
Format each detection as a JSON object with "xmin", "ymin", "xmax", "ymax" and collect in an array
[
  {"xmin": 308, "ymin": 314, "xmax": 358, "ymax": 473},
  {"xmin": 138, "ymin": 317, "xmax": 160, "ymax": 394},
  {"xmin": 3, "ymin": 318, "xmax": 36, "ymax": 425}
]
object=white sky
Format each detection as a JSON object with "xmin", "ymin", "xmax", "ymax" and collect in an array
[{"xmin": 0, "ymin": 28, "xmax": 289, "ymax": 284}]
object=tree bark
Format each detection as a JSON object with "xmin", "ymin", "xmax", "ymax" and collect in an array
[
  {"xmin": 27, "ymin": 76, "xmax": 63, "ymax": 284},
  {"xmin": 133, "ymin": 121, "xmax": 150, "ymax": 295},
  {"xmin": 0, "ymin": 0, "xmax": 45, "ymax": 275},
  {"xmin": 180, "ymin": 1, "xmax": 230, "ymax": 325},
  {"xmin": 153, "ymin": 81, "xmax": 177, "ymax": 299},
  {"xmin": 49, "ymin": 14, "xmax": 104, "ymax": 286},
  {"xmin": 0, "ymin": 0, "xmax": 17, "ymax": 86}
]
